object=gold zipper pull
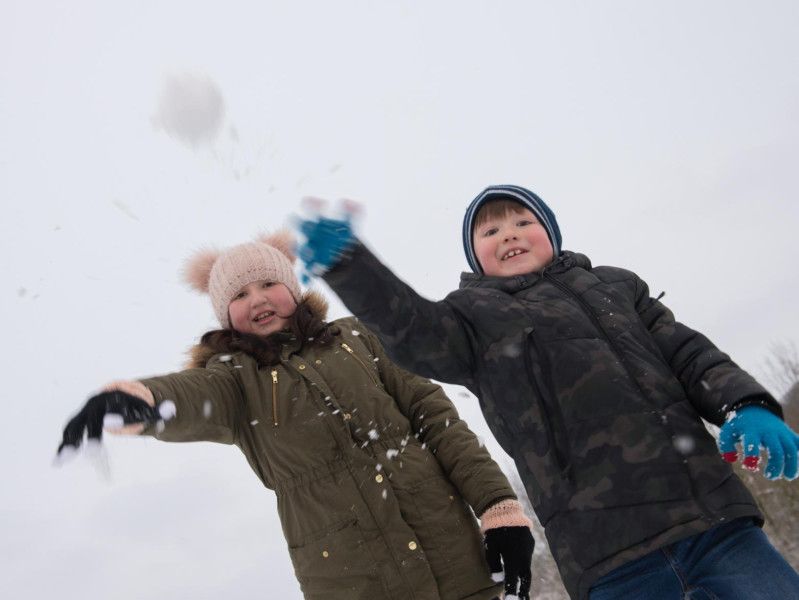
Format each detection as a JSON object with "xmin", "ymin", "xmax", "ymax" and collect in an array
[{"xmin": 271, "ymin": 370, "xmax": 279, "ymax": 426}]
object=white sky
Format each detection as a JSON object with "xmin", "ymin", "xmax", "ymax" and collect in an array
[{"xmin": 2, "ymin": 2, "xmax": 798, "ymax": 598}]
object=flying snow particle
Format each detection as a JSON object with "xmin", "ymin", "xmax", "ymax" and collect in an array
[
  {"xmin": 386, "ymin": 449, "xmax": 399, "ymax": 460},
  {"xmin": 111, "ymin": 199, "xmax": 140, "ymax": 221},
  {"xmin": 158, "ymin": 400, "xmax": 177, "ymax": 420},
  {"xmin": 351, "ymin": 330, "xmax": 360, "ymax": 336},
  {"xmin": 152, "ymin": 72, "xmax": 225, "ymax": 148},
  {"xmin": 375, "ymin": 463, "xmax": 383, "ymax": 471},
  {"xmin": 368, "ymin": 429, "xmax": 379, "ymax": 440},
  {"xmin": 218, "ymin": 355, "xmax": 232, "ymax": 362},
  {"xmin": 250, "ymin": 419, "xmax": 259, "ymax": 426},
  {"xmin": 382, "ymin": 489, "xmax": 387, "ymax": 500},
  {"xmin": 103, "ymin": 414, "xmax": 125, "ymax": 430},
  {"xmin": 84, "ymin": 439, "xmax": 112, "ymax": 481},
  {"xmin": 203, "ymin": 400, "xmax": 212, "ymax": 418},
  {"xmin": 673, "ymin": 435, "xmax": 695, "ymax": 454}
]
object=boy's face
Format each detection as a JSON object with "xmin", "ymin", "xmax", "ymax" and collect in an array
[
  {"xmin": 228, "ymin": 280, "xmax": 296, "ymax": 337},
  {"xmin": 473, "ymin": 207, "xmax": 554, "ymax": 277}
]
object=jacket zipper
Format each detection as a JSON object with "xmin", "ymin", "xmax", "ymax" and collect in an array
[
  {"xmin": 542, "ymin": 272, "xmax": 713, "ymax": 518},
  {"xmin": 523, "ymin": 331, "xmax": 573, "ymax": 480},
  {"xmin": 340, "ymin": 343, "xmax": 380, "ymax": 386},
  {"xmin": 271, "ymin": 369, "xmax": 279, "ymax": 426}
]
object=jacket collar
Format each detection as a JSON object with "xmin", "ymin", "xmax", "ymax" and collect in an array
[{"xmin": 458, "ymin": 251, "xmax": 591, "ymax": 292}]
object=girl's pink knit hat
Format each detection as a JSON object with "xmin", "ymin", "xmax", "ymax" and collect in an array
[{"xmin": 183, "ymin": 230, "xmax": 302, "ymax": 329}]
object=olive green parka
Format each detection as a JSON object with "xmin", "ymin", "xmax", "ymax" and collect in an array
[{"xmin": 139, "ymin": 292, "xmax": 513, "ymax": 600}]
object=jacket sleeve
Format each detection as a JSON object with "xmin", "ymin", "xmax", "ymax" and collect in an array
[
  {"xmin": 323, "ymin": 240, "xmax": 476, "ymax": 386},
  {"xmin": 359, "ymin": 326, "xmax": 515, "ymax": 516},
  {"xmin": 137, "ymin": 358, "xmax": 245, "ymax": 444},
  {"xmin": 631, "ymin": 272, "xmax": 782, "ymax": 425}
]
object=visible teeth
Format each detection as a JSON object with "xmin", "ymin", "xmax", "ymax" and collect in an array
[
  {"xmin": 502, "ymin": 249, "xmax": 525, "ymax": 261},
  {"xmin": 254, "ymin": 311, "xmax": 274, "ymax": 321}
]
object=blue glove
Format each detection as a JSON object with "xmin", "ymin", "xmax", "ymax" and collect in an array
[
  {"xmin": 718, "ymin": 405, "xmax": 799, "ymax": 480},
  {"xmin": 296, "ymin": 213, "xmax": 356, "ymax": 283}
]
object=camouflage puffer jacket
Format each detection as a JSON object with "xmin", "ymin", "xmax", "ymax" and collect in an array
[
  {"xmin": 138, "ymin": 294, "xmax": 511, "ymax": 600},
  {"xmin": 324, "ymin": 243, "xmax": 782, "ymax": 600}
]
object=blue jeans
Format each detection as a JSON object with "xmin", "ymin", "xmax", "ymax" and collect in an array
[{"xmin": 589, "ymin": 518, "xmax": 799, "ymax": 599}]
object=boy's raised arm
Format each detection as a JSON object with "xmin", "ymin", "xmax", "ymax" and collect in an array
[{"xmin": 297, "ymin": 212, "xmax": 475, "ymax": 386}]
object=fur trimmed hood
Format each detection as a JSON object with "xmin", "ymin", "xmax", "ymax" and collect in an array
[{"xmin": 185, "ymin": 289, "xmax": 329, "ymax": 369}]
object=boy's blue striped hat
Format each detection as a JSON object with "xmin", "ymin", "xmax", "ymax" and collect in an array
[{"xmin": 462, "ymin": 184, "xmax": 562, "ymax": 273}]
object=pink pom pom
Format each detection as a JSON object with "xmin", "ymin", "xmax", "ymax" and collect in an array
[
  {"xmin": 256, "ymin": 229, "xmax": 296, "ymax": 264},
  {"xmin": 182, "ymin": 247, "xmax": 219, "ymax": 293}
]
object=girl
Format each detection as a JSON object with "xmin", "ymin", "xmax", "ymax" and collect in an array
[{"xmin": 57, "ymin": 232, "xmax": 534, "ymax": 600}]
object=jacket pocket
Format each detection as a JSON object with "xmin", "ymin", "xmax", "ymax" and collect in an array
[
  {"xmin": 524, "ymin": 330, "xmax": 573, "ymax": 480},
  {"xmin": 394, "ymin": 477, "xmax": 494, "ymax": 600},
  {"xmin": 340, "ymin": 342, "xmax": 383, "ymax": 387},
  {"xmin": 288, "ymin": 519, "xmax": 387, "ymax": 599}
]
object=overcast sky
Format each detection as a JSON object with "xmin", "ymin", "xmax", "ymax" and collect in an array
[{"xmin": 2, "ymin": 2, "xmax": 798, "ymax": 598}]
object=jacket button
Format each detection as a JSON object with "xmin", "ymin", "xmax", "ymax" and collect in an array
[
  {"xmin": 315, "ymin": 359, "xmax": 322, "ymax": 364},
  {"xmin": 298, "ymin": 365, "xmax": 306, "ymax": 370},
  {"xmin": 375, "ymin": 474, "xmax": 384, "ymax": 483},
  {"xmin": 322, "ymin": 550, "xmax": 329, "ymax": 558},
  {"xmin": 343, "ymin": 413, "xmax": 352, "ymax": 421},
  {"xmin": 408, "ymin": 541, "xmax": 417, "ymax": 550}
]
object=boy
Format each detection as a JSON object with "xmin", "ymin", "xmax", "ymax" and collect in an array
[{"xmin": 296, "ymin": 185, "xmax": 799, "ymax": 599}]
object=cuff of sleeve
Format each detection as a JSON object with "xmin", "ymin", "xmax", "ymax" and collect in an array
[
  {"xmin": 727, "ymin": 394, "xmax": 783, "ymax": 420},
  {"xmin": 103, "ymin": 380, "xmax": 155, "ymax": 406},
  {"xmin": 479, "ymin": 499, "xmax": 533, "ymax": 533}
]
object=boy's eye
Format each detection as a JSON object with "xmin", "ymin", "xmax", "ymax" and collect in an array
[
  {"xmin": 517, "ymin": 219, "xmax": 534, "ymax": 227},
  {"xmin": 482, "ymin": 227, "xmax": 498, "ymax": 237}
]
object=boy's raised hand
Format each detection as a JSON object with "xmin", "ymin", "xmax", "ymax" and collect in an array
[
  {"xmin": 294, "ymin": 198, "xmax": 359, "ymax": 283},
  {"xmin": 718, "ymin": 405, "xmax": 799, "ymax": 480}
]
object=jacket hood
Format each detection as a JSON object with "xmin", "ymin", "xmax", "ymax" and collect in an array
[
  {"xmin": 186, "ymin": 289, "xmax": 329, "ymax": 368},
  {"xmin": 458, "ymin": 251, "xmax": 591, "ymax": 292},
  {"xmin": 462, "ymin": 184, "xmax": 563, "ymax": 273}
]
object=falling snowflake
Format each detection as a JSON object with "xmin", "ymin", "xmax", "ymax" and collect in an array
[{"xmin": 673, "ymin": 435, "xmax": 695, "ymax": 454}]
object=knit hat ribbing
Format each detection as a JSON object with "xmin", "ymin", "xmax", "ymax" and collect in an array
[
  {"xmin": 462, "ymin": 184, "xmax": 562, "ymax": 273},
  {"xmin": 183, "ymin": 231, "xmax": 302, "ymax": 329}
]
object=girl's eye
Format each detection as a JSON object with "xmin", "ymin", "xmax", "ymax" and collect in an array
[
  {"xmin": 262, "ymin": 281, "xmax": 275, "ymax": 288},
  {"xmin": 234, "ymin": 291, "xmax": 247, "ymax": 300}
]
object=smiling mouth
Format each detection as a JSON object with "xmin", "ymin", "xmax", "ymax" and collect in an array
[
  {"xmin": 501, "ymin": 248, "xmax": 528, "ymax": 261},
  {"xmin": 253, "ymin": 310, "xmax": 276, "ymax": 323}
]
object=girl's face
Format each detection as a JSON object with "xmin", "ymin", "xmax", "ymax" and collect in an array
[{"xmin": 228, "ymin": 280, "xmax": 297, "ymax": 337}]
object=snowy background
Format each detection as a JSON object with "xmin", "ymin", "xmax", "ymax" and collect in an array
[{"xmin": 2, "ymin": 1, "xmax": 798, "ymax": 598}]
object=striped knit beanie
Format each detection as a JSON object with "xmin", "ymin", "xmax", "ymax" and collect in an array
[
  {"xmin": 183, "ymin": 230, "xmax": 302, "ymax": 329},
  {"xmin": 462, "ymin": 184, "xmax": 562, "ymax": 273}
]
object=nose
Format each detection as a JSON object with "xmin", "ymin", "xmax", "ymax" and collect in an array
[{"xmin": 503, "ymin": 230, "xmax": 518, "ymax": 242}]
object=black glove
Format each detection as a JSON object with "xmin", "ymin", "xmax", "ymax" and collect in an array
[
  {"xmin": 484, "ymin": 526, "xmax": 534, "ymax": 600},
  {"xmin": 57, "ymin": 391, "xmax": 161, "ymax": 455}
]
